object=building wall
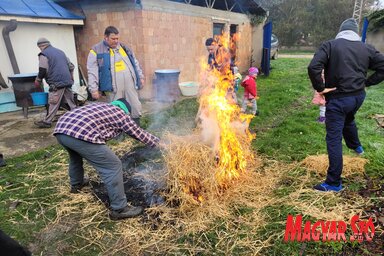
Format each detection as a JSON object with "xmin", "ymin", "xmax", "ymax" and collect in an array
[
  {"xmin": 0, "ymin": 21, "xmax": 80, "ymax": 92},
  {"xmin": 251, "ymin": 22, "xmax": 264, "ymax": 67},
  {"xmin": 141, "ymin": 10, "xmax": 212, "ymax": 97},
  {"xmin": 74, "ymin": 1, "xmax": 146, "ymax": 95},
  {"xmin": 367, "ymin": 30, "xmax": 384, "ymax": 53},
  {"xmin": 75, "ymin": 0, "xmax": 263, "ymax": 99}
]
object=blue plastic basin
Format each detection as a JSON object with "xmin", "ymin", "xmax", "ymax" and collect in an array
[{"xmin": 30, "ymin": 92, "xmax": 48, "ymax": 106}]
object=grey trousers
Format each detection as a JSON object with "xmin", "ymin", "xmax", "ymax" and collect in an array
[
  {"xmin": 55, "ymin": 134, "xmax": 127, "ymax": 210},
  {"xmin": 241, "ymin": 97, "xmax": 257, "ymax": 115},
  {"xmin": 44, "ymin": 88, "xmax": 77, "ymax": 124},
  {"xmin": 106, "ymin": 83, "xmax": 142, "ymax": 119}
]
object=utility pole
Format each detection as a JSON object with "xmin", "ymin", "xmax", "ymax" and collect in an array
[{"xmin": 353, "ymin": 0, "xmax": 364, "ymax": 26}]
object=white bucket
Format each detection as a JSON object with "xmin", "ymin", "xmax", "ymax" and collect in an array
[{"xmin": 179, "ymin": 81, "xmax": 199, "ymax": 97}]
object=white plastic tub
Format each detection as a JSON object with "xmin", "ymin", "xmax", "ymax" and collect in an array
[{"xmin": 179, "ymin": 81, "xmax": 199, "ymax": 97}]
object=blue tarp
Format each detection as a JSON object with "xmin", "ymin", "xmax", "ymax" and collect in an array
[
  {"xmin": 261, "ymin": 21, "xmax": 272, "ymax": 76},
  {"xmin": 361, "ymin": 17, "xmax": 369, "ymax": 43},
  {"xmin": 0, "ymin": 0, "xmax": 84, "ymax": 20}
]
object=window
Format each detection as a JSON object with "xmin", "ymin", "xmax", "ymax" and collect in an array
[
  {"xmin": 230, "ymin": 24, "xmax": 237, "ymax": 36},
  {"xmin": 213, "ymin": 23, "xmax": 225, "ymax": 37},
  {"xmin": 230, "ymin": 24, "xmax": 238, "ymax": 65}
]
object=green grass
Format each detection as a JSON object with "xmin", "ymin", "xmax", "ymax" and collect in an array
[
  {"xmin": 0, "ymin": 148, "xmax": 65, "ymax": 242},
  {"xmin": 141, "ymin": 98, "xmax": 198, "ymax": 136},
  {"xmin": 251, "ymin": 58, "xmax": 324, "ymax": 161},
  {"xmin": 279, "ymin": 49, "xmax": 315, "ymax": 55},
  {"xmin": 1, "ymin": 57, "xmax": 383, "ymax": 255},
  {"xmin": 253, "ymin": 58, "xmax": 384, "ymax": 168}
]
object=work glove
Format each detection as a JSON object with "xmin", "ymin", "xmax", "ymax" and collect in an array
[{"xmin": 34, "ymin": 79, "xmax": 41, "ymax": 88}]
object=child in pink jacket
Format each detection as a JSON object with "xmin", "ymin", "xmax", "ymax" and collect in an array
[
  {"xmin": 311, "ymin": 70, "xmax": 326, "ymax": 123},
  {"xmin": 241, "ymin": 67, "xmax": 259, "ymax": 116}
]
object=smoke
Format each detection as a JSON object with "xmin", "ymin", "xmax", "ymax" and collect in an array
[
  {"xmin": 199, "ymin": 112, "xmax": 221, "ymax": 152},
  {"xmin": 197, "ymin": 105, "xmax": 250, "ymax": 153},
  {"xmin": 145, "ymin": 69, "xmax": 195, "ymax": 134},
  {"xmin": 145, "ymin": 98, "xmax": 196, "ymax": 137},
  {"xmin": 145, "ymin": 101, "xmax": 167, "ymax": 131}
]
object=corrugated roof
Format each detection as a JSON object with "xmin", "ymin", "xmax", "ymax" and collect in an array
[{"xmin": 0, "ymin": 0, "xmax": 84, "ymax": 20}]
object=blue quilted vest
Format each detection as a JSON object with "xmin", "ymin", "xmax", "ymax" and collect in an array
[{"xmin": 92, "ymin": 41, "xmax": 142, "ymax": 91}]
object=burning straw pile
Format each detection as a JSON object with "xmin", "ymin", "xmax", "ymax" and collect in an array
[
  {"xmin": 163, "ymin": 133, "xmax": 261, "ymax": 217},
  {"xmin": 160, "ymin": 33, "xmax": 259, "ymax": 215}
]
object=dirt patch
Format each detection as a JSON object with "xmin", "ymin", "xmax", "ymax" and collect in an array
[
  {"xmin": 0, "ymin": 109, "xmax": 56, "ymax": 157},
  {"xmin": 29, "ymin": 221, "xmax": 76, "ymax": 255},
  {"xmin": 3, "ymin": 132, "xmax": 55, "ymax": 155},
  {"xmin": 348, "ymin": 177, "xmax": 384, "ymax": 255},
  {"xmin": 0, "ymin": 100, "xmax": 177, "ymax": 158}
]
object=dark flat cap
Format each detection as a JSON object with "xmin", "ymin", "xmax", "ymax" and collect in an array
[{"xmin": 37, "ymin": 37, "xmax": 50, "ymax": 46}]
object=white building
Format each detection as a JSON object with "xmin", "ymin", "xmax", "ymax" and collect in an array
[{"xmin": 0, "ymin": 0, "xmax": 84, "ymax": 113}]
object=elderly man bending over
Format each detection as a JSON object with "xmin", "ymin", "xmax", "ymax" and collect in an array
[{"xmin": 54, "ymin": 99, "xmax": 163, "ymax": 220}]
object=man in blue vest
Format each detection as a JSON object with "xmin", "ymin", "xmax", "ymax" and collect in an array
[
  {"xmin": 34, "ymin": 38, "xmax": 77, "ymax": 128},
  {"xmin": 87, "ymin": 26, "xmax": 144, "ymax": 125}
]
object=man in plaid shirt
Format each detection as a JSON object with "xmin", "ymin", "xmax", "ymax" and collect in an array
[{"xmin": 54, "ymin": 98, "xmax": 160, "ymax": 220}]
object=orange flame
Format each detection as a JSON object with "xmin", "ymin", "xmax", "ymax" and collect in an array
[{"xmin": 199, "ymin": 33, "xmax": 255, "ymax": 188}]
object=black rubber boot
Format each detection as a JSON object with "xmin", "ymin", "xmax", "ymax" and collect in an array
[
  {"xmin": 34, "ymin": 120, "xmax": 52, "ymax": 128},
  {"xmin": 70, "ymin": 176, "xmax": 90, "ymax": 193},
  {"xmin": 109, "ymin": 205, "xmax": 143, "ymax": 220}
]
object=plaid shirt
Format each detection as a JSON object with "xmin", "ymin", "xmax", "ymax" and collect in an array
[{"xmin": 53, "ymin": 103, "xmax": 159, "ymax": 146}]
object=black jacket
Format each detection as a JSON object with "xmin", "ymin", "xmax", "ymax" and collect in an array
[{"xmin": 308, "ymin": 38, "xmax": 384, "ymax": 100}]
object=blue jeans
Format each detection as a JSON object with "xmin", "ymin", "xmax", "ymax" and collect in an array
[
  {"xmin": 55, "ymin": 134, "xmax": 127, "ymax": 210},
  {"xmin": 324, "ymin": 92, "xmax": 366, "ymax": 186}
]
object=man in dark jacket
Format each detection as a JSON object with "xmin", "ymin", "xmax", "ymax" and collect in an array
[
  {"xmin": 34, "ymin": 38, "xmax": 77, "ymax": 128},
  {"xmin": 308, "ymin": 18, "xmax": 384, "ymax": 192}
]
